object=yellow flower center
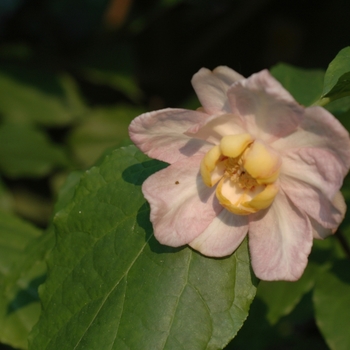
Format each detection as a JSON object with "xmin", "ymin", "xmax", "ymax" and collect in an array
[{"xmin": 200, "ymin": 133, "xmax": 281, "ymax": 215}]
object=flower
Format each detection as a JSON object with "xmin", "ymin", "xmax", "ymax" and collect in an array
[{"xmin": 129, "ymin": 66, "xmax": 350, "ymax": 281}]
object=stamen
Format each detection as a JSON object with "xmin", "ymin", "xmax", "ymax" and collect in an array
[
  {"xmin": 223, "ymin": 156, "xmax": 259, "ymax": 190},
  {"xmin": 200, "ymin": 135, "xmax": 280, "ymax": 214}
]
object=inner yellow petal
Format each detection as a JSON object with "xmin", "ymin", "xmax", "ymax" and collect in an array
[
  {"xmin": 220, "ymin": 133, "xmax": 254, "ymax": 158},
  {"xmin": 243, "ymin": 140, "xmax": 281, "ymax": 183},
  {"xmin": 216, "ymin": 177, "xmax": 264, "ymax": 215},
  {"xmin": 200, "ymin": 145, "xmax": 223, "ymax": 187},
  {"xmin": 201, "ymin": 135, "xmax": 281, "ymax": 215},
  {"xmin": 242, "ymin": 183, "xmax": 279, "ymax": 210}
]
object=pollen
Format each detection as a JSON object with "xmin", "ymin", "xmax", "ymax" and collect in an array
[
  {"xmin": 200, "ymin": 133, "xmax": 282, "ymax": 215},
  {"xmin": 224, "ymin": 157, "xmax": 258, "ymax": 190}
]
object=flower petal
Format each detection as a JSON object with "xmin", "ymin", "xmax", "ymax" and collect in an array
[
  {"xmin": 273, "ymin": 106, "xmax": 350, "ymax": 172},
  {"xmin": 200, "ymin": 145, "xmax": 224, "ymax": 187},
  {"xmin": 281, "ymin": 171, "xmax": 345, "ymax": 230},
  {"xmin": 310, "ymin": 191, "xmax": 345, "ymax": 239},
  {"xmin": 220, "ymin": 133, "xmax": 253, "ymax": 158},
  {"xmin": 280, "ymin": 147, "xmax": 344, "ymax": 200},
  {"xmin": 248, "ymin": 190, "xmax": 313, "ymax": 281},
  {"xmin": 227, "ymin": 70, "xmax": 304, "ymax": 143},
  {"xmin": 129, "ymin": 108, "xmax": 212, "ymax": 164},
  {"xmin": 186, "ymin": 113, "xmax": 247, "ymax": 145},
  {"xmin": 243, "ymin": 140, "xmax": 281, "ymax": 183},
  {"xmin": 191, "ymin": 66, "xmax": 244, "ymax": 115},
  {"xmin": 189, "ymin": 209, "xmax": 248, "ymax": 257},
  {"xmin": 243, "ymin": 183, "xmax": 279, "ymax": 211},
  {"xmin": 142, "ymin": 155, "xmax": 222, "ymax": 247}
]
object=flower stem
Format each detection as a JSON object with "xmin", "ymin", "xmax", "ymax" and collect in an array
[
  {"xmin": 334, "ymin": 229, "xmax": 350, "ymax": 259},
  {"xmin": 312, "ymin": 97, "xmax": 331, "ymax": 107}
]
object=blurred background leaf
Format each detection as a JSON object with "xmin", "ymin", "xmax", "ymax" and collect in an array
[
  {"xmin": 270, "ymin": 63, "xmax": 324, "ymax": 106},
  {"xmin": 314, "ymin": 260, "xmax": 350, "ymax": 350},
  {"xmin": 0, "ymin": 66, "xmax": 86, "ymax": 126},
  {"xmin": 0, "ymin": 123, "xmax": 68, "ymax": 178},
  {"xmin": 68, "ymin": 105, "xmax": 145, "ymax": 167},
  {"xmin": 0, "ymin": 211, "xmax": 52, "ymax": 349}
]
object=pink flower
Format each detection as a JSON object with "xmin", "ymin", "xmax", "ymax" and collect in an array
[{"xmin": 129, "ymin": 66, "xmax": 350, "ymax": 281}]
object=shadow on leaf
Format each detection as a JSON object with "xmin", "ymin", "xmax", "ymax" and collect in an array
[
  {"xmin": 122, "ymin": 159, "xmax": 168, "ymax": 186},
  {"xmin": 6, "ymin": 274, "xmax": 46, "ymax": 315},
  {"xmin": 136, "ymin": 201, "xmax": 184, "ymax": 255},
  {"xmin": 329, "ymin": 259, "xmax": 350, "ymax": 284}
]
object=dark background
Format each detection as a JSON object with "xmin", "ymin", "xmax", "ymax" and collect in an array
[{"xmin": 2, "ymin": 0, "xmax": 349, "ymax": 107}]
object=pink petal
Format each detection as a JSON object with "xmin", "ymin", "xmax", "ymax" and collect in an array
[
  {"xmin": 129, "ymin": 108, "xmax": 213, "ymax": 164},
  {"xmin": 280, "ymin": 147, "xmax": 344, "ymax": 200},
  {"xmin": 227, "ymin": 70, "xmax": 304, "ymax": 143},
  {"xmin": 280, "ymin": 149, "xmax": 345, "ymax": 229},
  {"xmin": 248, "ymin": 190, "xmax": 313, "ymax": 281},
  {"xmin": 186, "ymin": 113, "xmax": 247, "ymax": 145},
  {"xmin": 282, "ymin": 177, "xmax": 344, "ymax": 231},
  {"xmin": 273, "ymin": 106, "xmax": 350, "ymax": 172},
  {"xmin": 189, "ymin": 209, "xmax": 248, "ymax": 257},
  {"xmin": 142, "ymin": 155, "xmax": 222, "ymax": 247},
  {"xmin": 191, "ymin": 66, "xmax": 244, "ymax": 115},
  {"xmin": 310, "ymin": 218, "xmax": 332, "ymax": 240},
  {"xmin": 309, "ymin": 191, "xmax": 345, "ymax": 239},
  {"xmin": 310, "ymin": 191, "xmax": 346, "ymax": 239}
]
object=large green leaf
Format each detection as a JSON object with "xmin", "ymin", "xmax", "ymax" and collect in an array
[
  {"xmin": 313, "ymin": 260, "xmax": 350, "ymax": 350},
  {"xmin": 270, "ymin": 63, "xmax": 324, "ymax": 106},
  {"xmin": 323, "ymin": 47, "xmax": 350, "ymax": 100},
  {"xmin": 0, "ymin": 66, "xmax": 86, "ymax": 126},
  {"xmin": 29, "ymin": 145, "xmax": 257, "ymax": 350},
  {"xmin": 0, "ymin": 123, "xmax": 67, "ymax": 178},
  {"xmin": 0, "ymin": 211, "xmax": 54, "ymax": 349}
]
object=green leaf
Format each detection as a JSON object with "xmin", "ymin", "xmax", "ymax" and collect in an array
[
  {"xmin": 270, "ymin": 63, "xmax": 324, "ymax": 106},
  {"xmin": 325, "ymin": 96, "xmax": 350, "ymax": 115},
  {"xmin": 53, "ymin": 171, "xmax": 83, "ymax": 214},
  {"xmin": 82, "ymin": 68, "xmax": 143, "ymax": 103},
  {"xmin": 323, "ymin": 47, "xmax": 350, "ymax": 100},
  {"xmin": 0, "ymin": 123, "xmax": 68, "ymax": 178},
  {"xmin": 68, "ymin": 105, "xmax": 145, "ymax": 167},
  {"xmin": 0, "ymin": 178, "xmax": 13, "ymax": 213},
  {"xmin": 256, "ymin": 261, "xmax": 319, "ymax": 325},
  {"xmin": 0, "ymin": 66, "xmax": 86, "ymax": 126},
  {"xmin": 0, "ymin": 211, "xmax": 54, "ymax": 349},
  {"xmin": 313, "ymin": 260, "xmax": 350, "ymax": 350},
  {"xmin": 79, "ymin": 44, "xmax": 142, "ymax": 102},
  {"xmin": 29, "ymin": 145, "xmax": 257, "ymax": 350}
]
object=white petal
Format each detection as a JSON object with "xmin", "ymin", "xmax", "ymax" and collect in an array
[
  {"xmin": 189, "ymin": 209, "xmax": 248, "ymax": 257},
  {"xmin": 191, "ymin": 66, "xmax": 244, "ymax": 115},
  {"xmin": 280, "ymin": 149, "xmax": 345, "ymax": 229},
  {"xmin": 186, "ymin": 113, "xmax": 247, "ymax": 145},
  {"xmin": 142, "ymin": 155, "xmax": 222, "ymax": 247},
  {"xmin": 273, "ymin": 106, "xmax": 350, "ymax": 172},
  {"xmin": 248, "ymin": 190, "xmax": 313, "ymax": 281},
  {"xmin": 311, "ymin": 191, "xmax": 346, "ymax": 239},
  {"xmin": 280, "ymin": 147, "xmax": 344, "ymax": 200},
  {"xmin": 129, "ymin": 108, "xmax": 213, "ymax": 164},
  {"xmin": 227, "ymin": 70, "xmax": 304, "ymax": 143}
]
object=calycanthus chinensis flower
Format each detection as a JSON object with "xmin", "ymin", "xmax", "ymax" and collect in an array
[{"xmin": 129, "ymin": 67, "xmax": 350, "ymax": 281}]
